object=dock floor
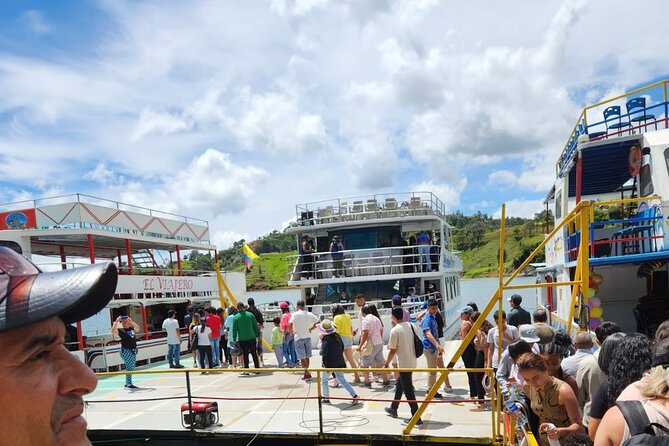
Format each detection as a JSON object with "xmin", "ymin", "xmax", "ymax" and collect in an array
[{"xmin": 85, "ymin": 341, "xmax": 496, "ymax": 445}]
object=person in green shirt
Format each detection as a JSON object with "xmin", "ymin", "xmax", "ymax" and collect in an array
[
  {"xmin": 270, "ymin": 317, "xmax": 284, "ymax": 368},
  {"xmin": 233, "ymin": 302, "xmax": 261, "ymax": 374}
]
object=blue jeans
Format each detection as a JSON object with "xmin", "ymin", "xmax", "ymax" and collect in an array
[
  {"xmin": 210, "ymin": 337, "xmax": 221, "ymax": 366},
  {"xmin": 418, "ymin": 245, "xmax": 431, "ymax": 271},
  {"xmin": 282, "ymin": 333, "xmax": 297, "ymax": 366},
  {"xmin": 167, "ymin": 343, "xmax": 181, "ymax": 366},
  {"xmin": 322, "ymin": 371, "xmax": 357, "ymax": 399}
]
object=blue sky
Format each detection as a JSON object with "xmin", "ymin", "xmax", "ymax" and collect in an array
[{"xmin": 0, "ymin": 0, "xmax": 668, "ymax": 248}]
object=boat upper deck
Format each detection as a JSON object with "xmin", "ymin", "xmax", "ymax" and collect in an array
[
  {"xmin": 288, "ymin": 192, "xmax": 449, "ymax": 231},
  {"xmin": 0, "ymin": 193, "xmax": 213, "ymax": 257}
]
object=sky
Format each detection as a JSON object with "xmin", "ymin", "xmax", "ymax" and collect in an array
[{"xmin": 0, "ymin": 0, "xmax": 668, "ymax": 249}]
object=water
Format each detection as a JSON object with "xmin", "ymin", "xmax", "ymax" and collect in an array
[{"xmin": 248, "ymin": 275, "xmax": 538, "ymax": 312}]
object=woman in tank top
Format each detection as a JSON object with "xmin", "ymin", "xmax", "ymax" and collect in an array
[{"xmin": 517, "ymin": 352, "xmax": 583, "ymax": 446}]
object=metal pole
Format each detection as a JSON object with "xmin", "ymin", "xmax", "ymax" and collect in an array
[
  {"xmin": 185, "ymin": 371, "xmax": 195, "ymax": 433},
  {"xmin": 497, "ymin": 204, "xmax": 505, "ymax": 444},
  {"xmin": 317, "ymin": 370, "xmax": 323, "ymax": 435}
]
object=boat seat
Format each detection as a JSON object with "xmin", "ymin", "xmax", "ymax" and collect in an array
[
  {"xmin": 350, "ymin": 201, "xmax": 364, "ymax": 220},
  {"xmin": 626, "ymin": 97, "xmax": 657, "ymax": 132},
  {"xmin": 603, "ymin": 105, "xmax": 630, "ymax": 136},
  {"xmin": 384, "ymin": 198, "xmax": 398, "ymax": 217}
]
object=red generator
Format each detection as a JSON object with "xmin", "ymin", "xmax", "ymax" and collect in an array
[{"xmin": 181, "ymin": 401, "xmax": 219, "ymax": 429}]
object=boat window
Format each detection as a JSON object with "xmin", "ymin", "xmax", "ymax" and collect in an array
[
  {"xmin": 555, "ymin": 190, "xmax": 562, "ymax": 220},
  {"xmin": 639, "ymin": 164, "xmax": 654, "ymax": 197}
]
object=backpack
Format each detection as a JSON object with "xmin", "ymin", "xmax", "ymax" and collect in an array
[
  {"xmin": 617, "ymin": 400, "xmax": 669, "ymax": 446},
  {"xmin": 410, "ymin": 324, "xmax": 424, "ymax": 358}
]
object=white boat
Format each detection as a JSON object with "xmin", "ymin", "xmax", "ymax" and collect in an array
[
  {"xmin": 0, "ymin": 193, "xmax": 246, "ymax": 370},
  {"xmin": 270, "ymin": 191, "xmax": 463, "ymax": 340},
  {"xmin": 537, "ymin": 80, "xmax": 669, "ymax": 335}
]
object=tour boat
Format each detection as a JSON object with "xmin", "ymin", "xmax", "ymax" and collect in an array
[
  {"xmin": 536, "ymin": 80, "xmax": 669, "ymax": 335},
  {"xmin": 0, "ymin": 193, "xmax": 245, "ymax": 370}
]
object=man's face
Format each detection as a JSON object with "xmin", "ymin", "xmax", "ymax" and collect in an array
[
  {"xmin": 0, "ymin": 317, "xmax": 98, "ymax": 446},
  {"xmin": 427, "ymin": 304, "xmax": 438, "ymax": 315},
  {"xmin": 356, "ymin": 298, "xmax": 365, "ymax": 308}
]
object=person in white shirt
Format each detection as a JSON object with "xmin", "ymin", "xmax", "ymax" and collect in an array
[
  {"xmin": 289, "ymin": 300, "xmax": 320, "ymax": 381},
  {"xmin": 383, "ymin": 307, "xmax": 423, "ymax": 425},
  {"xmin": 162, "ymin": 310, "xmax": 184, "ymax": 369},
  {"xmin": 561, "ymin": 331, "xmax": 594, "ymax": 377},
  {"xmin": 486, "ymin": 310, "xmax": 520, "ymax": 373}
]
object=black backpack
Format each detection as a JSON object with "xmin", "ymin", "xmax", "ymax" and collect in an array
[
  {"xmin": 410, "ymin": 324, "xmax": 424, "ymax": 358},
  {"xmin": 617, "ymin": 400, "xmax": 669, "ymax": 446}
]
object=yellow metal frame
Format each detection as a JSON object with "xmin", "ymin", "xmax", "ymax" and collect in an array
[{"xmin": 215, "ymin": 260, "xmax": 274, "ymax": 352}]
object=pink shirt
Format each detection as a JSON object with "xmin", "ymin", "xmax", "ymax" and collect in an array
[
  {"xmin": 280, "ymin": 312, "xmax": 292, "ymax": 333},
  {"xmin": 361, "ymin": 314, "xmax": 383, "ymax": 346}
]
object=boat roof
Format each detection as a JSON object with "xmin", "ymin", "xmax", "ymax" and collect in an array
[
  {"xmin": 0, "ymin": 193, "xmax": 214, "ymax": 256},
  {"xmin": 287, "ymin": 192, "xmax": 450, "ymax": 234}
]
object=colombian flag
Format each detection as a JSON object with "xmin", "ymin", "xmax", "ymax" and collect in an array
[{"xmin": 242, "ymin": 242, "xmax": 260, "ymax": 269}]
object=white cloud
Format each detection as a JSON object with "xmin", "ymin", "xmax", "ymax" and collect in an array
[
  {"xmin": 131, "ymin": 108, "xmax": 192, "ymax": 142},
  {"xmin": 85, "ymin": 162, "xmax": 117, "ymax": 184},
  {"xmin": 493, "ymin": 199, "xmax": 544, "ymax": 219},
  {"xmin": 21, "ymin": 10, "xmax": 51, "ymax": 35},
  {"xmin": 212, "ymin": 230, "xmax": 248, "ymax": 249},
  {"xmin": 412, "ymin": 179, "xmax": 467, "ymax": 212}
]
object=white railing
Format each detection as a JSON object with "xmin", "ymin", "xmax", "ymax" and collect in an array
[
  {"xmin": 294, "ymin": 192, "xmax": 447, "ymax": 226},
  {"xmin": 286, "ymin": 245, "xmax": 449, "ymax": 281}
]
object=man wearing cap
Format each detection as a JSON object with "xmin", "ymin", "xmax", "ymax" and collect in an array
[
  {"xmin": 495, "ymin": 324, "xmax": 541, "ymax": 392},
  {"xmin": 561, "ymin": 332, "xmax": 593, "ymax": 378},
  {"xmin": 421, "ymin": 298, "xmax": 445, "ymax": 398},
  {"xmin": 507, "ymin": 294, "xmax": 531, "ymax": 328},
  {"xmin": 329, "ymin": 236, "xmax": 344, "ymax": 278},
  {"xmin": 162, "ymin": 309, "xmax": 184, "ymax": 369},
  {"xmin": 0, "ymin": 246, "xmax": 118, "ymax": 446}
]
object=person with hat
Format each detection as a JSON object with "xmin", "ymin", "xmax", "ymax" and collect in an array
[
  {"xmin": 0, "ymin": 246, "xmax": 118, "ymax": 446},
  {"xmin": 495, "ymin": 324, "xmax": 541, "ymax": 394},
  {"xmin": 319, "ymin": 319, "xmax": 359, "ymax": 404},
  {"xmin": 507, "ymin": 294, "xmax": 531, "ymax": 328},
  {"xmin": 459, "ymin": 305, "xmax": 478, "ymax": 401},
  {"xmin": 329, "ymin": 235, "xmax": 345, "ymax": 278}
]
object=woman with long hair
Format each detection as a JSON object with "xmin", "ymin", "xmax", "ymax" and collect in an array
[
  {"xmin": 279, "ymin": 302, "xmax": 297, "ymax": 367},
  {"xmin": 332, "ymin": 304, "xmax": 360, "ymax": 382},
  {"xmin": 470, "ymin": 311, "xmax": 490, "ymax": 410},
  {"xmin": 517, "ymin": 352, "xmax": 583, "ymax": 446},
  {"xmin": 587, "ymin": 333, "xmax": 652, "ymax": 441},
  {"xmin": 595, "ymin": 338, "xmax": 669, "ymax": 445},
  {"xmin": 188, "ymin": 313, "xmax": 201, "ymax": 367},
  {"xmin": 460, "ymin": 306, "xmax": 477, "ymax": 402},
  {"xmin": 540, "ymin": 331, "xmax": 579, "ymax": 397},
  {"xmin": 196, "ymin": 317, "xmax": 213, "ymax": 373}
]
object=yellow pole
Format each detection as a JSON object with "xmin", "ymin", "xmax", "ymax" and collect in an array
[
  {"xmin": 581, "ymin": 200, "xmax": 591, "ymax": 315},
  {"xmin": 214, "ymin": 260, "xmax": 231, "ymax": 309},
  {"xmin": 497, "ymin": 204, "xmax": 506, "ymax": 445}
]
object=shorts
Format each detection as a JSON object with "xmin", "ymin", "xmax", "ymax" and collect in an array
[
  {"xmin": 295, "ymin": 337, "xmax": 312, "ymax": 360},
  {"xmin": 361, "ymin": 344, "xmax": 384, "ymax": 367},
  {"xmin": 340, "ymin": 335, "xmax": 353, "ymax": 349},
  {"xmin": 228, "ymin": 341, "xmax": 241, "ymax": 356}
]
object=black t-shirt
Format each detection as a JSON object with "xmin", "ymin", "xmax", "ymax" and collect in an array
[
  {"xmin": 436, "ymin": 311, "xmax": 444, "ymax": 338},
  {"xmin": 249, "ymin": 306, "xmax": 264, "ymax": 325},
  {"xmin": 589, "ymin": 381, "xmax": 610, "ymax": 419},
  {"xmin": 118, "ymin": 327, "xmax": 137, "ymax": 350}
]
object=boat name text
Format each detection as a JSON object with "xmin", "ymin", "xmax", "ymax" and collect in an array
[{"xmin": 143, "ymin": 278, "xmax": 194, "ymax": 291}]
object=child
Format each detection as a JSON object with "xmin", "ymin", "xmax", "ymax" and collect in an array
[
  {"xmin": 271, "ymin": 316, "xmax": 284, "ymax": 367},
  {"xmin": 319, "ymin": 319, "xmax": 359, "ymax": 405}
]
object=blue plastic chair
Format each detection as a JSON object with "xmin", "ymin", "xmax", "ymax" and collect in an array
[
  {"xmin": 603, "ymin": 105, "xmax": 630, "ymax": 136},
  {"xmin": 626, "ymin": 97, "xmax": 657, "ymax": 132},
  {"xmin": 585, "ymin": 120, "xmax": 606, "ymax": 139}
]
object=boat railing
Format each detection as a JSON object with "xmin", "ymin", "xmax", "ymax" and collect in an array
[
  {"xmin": 257, "ymin": 291, "xmax": 445, "ymax": 321},
  {"xmin": 294, "ymin": 191, "xmax": 447, "ymax": 226},
  {"xmin": 286, "ymin": 245, "xmax": 450, "ymax": 282},
  {"xmin": 564, "ymin": 197, "xmax": 665, "ymax": 262},
  {"xmin": 556, "ymin": 80, "xmax": 669, "ymax": 176}
]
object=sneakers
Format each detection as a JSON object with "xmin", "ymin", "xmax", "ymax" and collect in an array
[
  {"xmin": 382, "ymin": 380, "xmax": 391, "ymax": 387},
  {"xmin": 443, "ymin": 386, "xmax": 454, "ymax": 393},
  {"xmin": 240, "ymin": 372, "xmax": 250, "ymax": 376},
  {"xmin": 351, "ymin": 395, "xmax": 360, "ymax": 405},
  {"xmin": 124, "ymin": 384, "xmax": 138, "ymax": 389},
  {"xmin": 364, "ymin": 382, "xmax": 372, "ymax": 388},
  {"xmin": 433, "ymin": 392, "xmax": 443, "ymax": 399},
  {"xmin": 172, "ymin": 364, "xmax": 185, "ymax": 369},
  {"xmin": 301, "ymin": 374, "xmax": 312, "ymax": 381},
  {"xmin": 384, "ymin": 407, "xmax": 398, "ymax": 418},
  {"xmin": 322, "ymin": 399, "xmax": 331, "ymax": 404}
]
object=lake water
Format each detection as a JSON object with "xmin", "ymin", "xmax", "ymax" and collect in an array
[{"xmin": 248, "ymin": 275, "xmax": 537, "ymax": 312}]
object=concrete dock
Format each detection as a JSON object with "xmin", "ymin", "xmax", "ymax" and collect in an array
[{"xmin": 85, "ymin": 341, "xmax": 497, "ymax": 445}]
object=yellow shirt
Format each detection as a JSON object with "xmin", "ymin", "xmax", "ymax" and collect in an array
[{"xmin": 334, "ymin": 313, "xmax": 353, "ymax": 338}]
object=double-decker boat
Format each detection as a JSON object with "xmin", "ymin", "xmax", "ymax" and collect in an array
[
  {"xmin": 537, "ymin": 80, "xmax": 669, "ymax": 335},
  {"xmin": 282, "ymin": 191, "xmax": 463, "ymax": 338},
  {"xmin": 0, "ymin": 193, "xmax": 245, "ymax": 370}
]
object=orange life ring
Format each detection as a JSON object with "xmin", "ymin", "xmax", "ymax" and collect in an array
[{"xmin": 629, "ymin": 145, "xmax": 642, "ymax": 176}]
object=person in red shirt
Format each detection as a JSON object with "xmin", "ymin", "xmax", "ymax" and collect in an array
[{"xmin": 205, "ymin": 307, "xmax": 222, "ymax": 367}]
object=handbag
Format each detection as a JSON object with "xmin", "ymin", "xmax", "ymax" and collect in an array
[
  {"xmin": 190, "ymin": 327, "xmax": 199, "ymax": 351},
  {"xmin": 410, "ymin": 324, "xmax": 424, "ymax": 358}
]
